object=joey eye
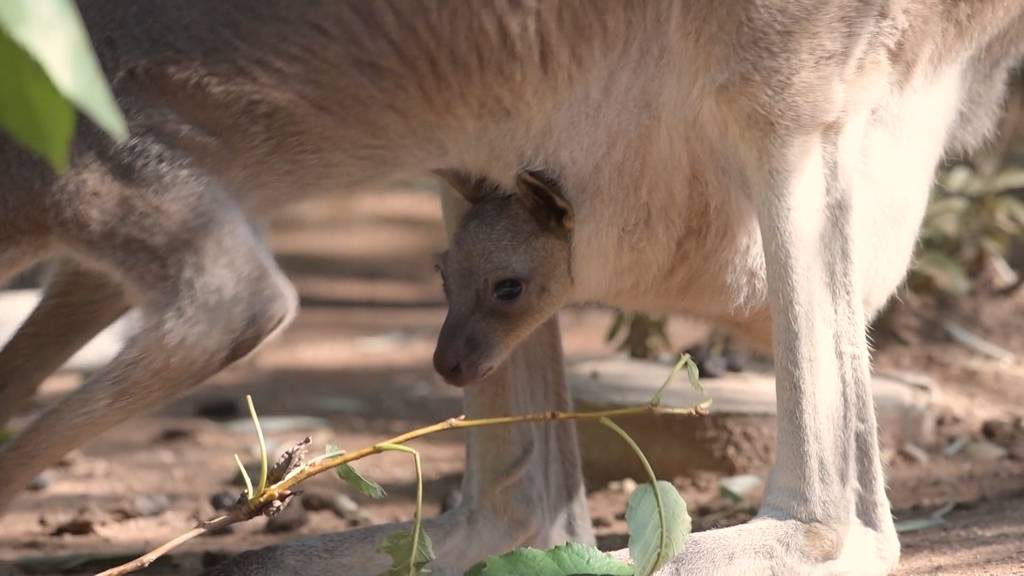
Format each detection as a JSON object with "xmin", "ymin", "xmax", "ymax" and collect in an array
[{"xmin": 492, "ymin": 278, "xmax": 524, "ymax": 303}]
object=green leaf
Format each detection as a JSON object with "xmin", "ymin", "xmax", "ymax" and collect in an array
[
  {"xmin": 626, "ymin": 481, "xmax": 691, "ymax": 576},
  {"xmin": 327, "ymin": 442, "xmax": 387, "ymax": 499},
  {"xmin": 0, "ymin": 0, "xmax": 127, "ymax": 141},
  {"xmin": 379, "ymin": 528, "xmax": 435, "ymax": 576},
  {"xmin": 0, "ymin": 30, "xmax": 75, "ymax": 170},
  {"xmin": 465, "ymin": 542, "xmax": 633, "ymax": 576},
  {"xmin": 913, "ymin": 251, "xmax": 972, "ymax": 295},
  {"xmin": 684, "ymin": 356, "xmax": 704, "ymax": 399}
]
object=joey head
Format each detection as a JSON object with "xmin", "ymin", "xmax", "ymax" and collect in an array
[{"xmin": 434, "ymin": 170, "xmax": 573, "ymax": 386}]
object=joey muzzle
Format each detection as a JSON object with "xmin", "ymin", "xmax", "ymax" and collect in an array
[{"xmin": 433, "ymin": 317, "xmax": 495, "ymax": 387}]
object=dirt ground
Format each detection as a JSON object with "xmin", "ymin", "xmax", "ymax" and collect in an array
[{"xmin": 1, "ymin": 185, "xmax": 1022, "ymax": 576}]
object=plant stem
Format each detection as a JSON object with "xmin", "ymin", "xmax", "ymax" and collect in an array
[
  {"xmin": 246, "ymin": 394, "xmax": 269, "ymax": 496},
  {"xmin": 600, "ymin": 417, "xmax": 666, "ymax": 575},
  {"xmin": 380, "ymin": 444, "xmax": 425, "ymax": 576}
]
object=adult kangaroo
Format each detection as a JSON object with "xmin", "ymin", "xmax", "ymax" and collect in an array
[{"xmin": 1, "ymin": 2, "xmax": 1022, "ymax": 575}]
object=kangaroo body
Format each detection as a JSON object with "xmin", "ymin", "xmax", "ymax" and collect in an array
[{"xmin": 1, "ymin": 2, "xmax": 1023, "ymax": 574}]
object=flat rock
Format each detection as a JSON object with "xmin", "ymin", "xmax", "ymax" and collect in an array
[
  {"xmin": 963, "ymin": 440, "xmax": 1008, "ymax": 462},
  {"xmin": 568, "ymin": 356, "xmax": 939, "ymax": 484}
]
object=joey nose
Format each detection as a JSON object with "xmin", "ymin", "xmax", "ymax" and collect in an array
[{"xmin": 433, "ymin": 345, "xmax": 466, "ymax": 386}]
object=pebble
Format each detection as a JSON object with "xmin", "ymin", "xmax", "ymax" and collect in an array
[
  {"xmin": 196, "ymin": 398, "xmax": 241, "ymax": 421},
  {"xmin": 156, "ymin": 427, "xmax": 194, "ymax": 443},
  {"xmin": 51, "ymin": 517, "xmax": 96, "ymax": 536},
  {"xmin": 719, "ymin": 474, "xmax": 763, "ymax": 501},
  {"xmin": 132, "ymin": 494, "xmax": 170, "ymax": 517},
  {"xmin": 28, "ymin": 470, "xmax": 55, "ymax": 491},
  {"xmin": 963, "ymin": 440, "xmax": 1008, "ymax": 462},
  {"xmin": 301, "ymin": 490, "xmax": 336, "ymax": 512},
  {"xmin": 607, "ymin": 477, "xmax": 638, "ymax": 495},
  {"xmin": 981, "ymin": 419, "xmax": 1013, "ymax": 443},
  {"xmin": 211, "ymin": 490, "xmax": 241, "ymax": 511},
  {"xmin": 899, "ymin": 443, "xmax": 930, "ymax": 465},
  {"xmin": 332, "ymin": 494, "xmax": 362, "ymax": 519}
]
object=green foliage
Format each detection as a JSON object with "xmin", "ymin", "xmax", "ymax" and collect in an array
[
  {"xmin": 471, "ymin": 414, "xmax": 693, "ymax": 575},
  {"xmin": 0, "ymin": 31, "xmax": 75, "ymax": 170},
  {"xmin": 377, "ymin": 443, "xmax": 431, "ymax": 576},
  {"xmin": 0, "ymin": 0, "xmax": 126, "ymax": 171},
  {"xmin": 606, "ymin": 311, "xmax": 672, "ymax": 360},
  {"xmin": 378, "ymin": 528, "xmax": 435, "ymax": 576},
  {"xmin": 464, "ymin": 543, "xmax": 633, "ymax": 576},
  {"xmin": 626, "ymin": 482, "xmax": 691, "ymax": 576},
  {"xmin": 913, "ymin": 159, "xmax": 1024, "ymax": 295},
  {"xmin": 333, "ymin": 454, "xmax": 387, "ymax": 499}
]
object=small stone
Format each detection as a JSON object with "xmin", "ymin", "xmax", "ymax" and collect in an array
[
  {"xmin": 132, "ymin": 494, "xmax": 170, "ymax": 517},
  {"xmin": 56, "ymin": 450, "xmax": 84, "ymax": 468},
  {"xmin": 719, "ymin": 474, "xmax": 763, "ymax": 501},
  {"xmin": 981, "ymin": 419, "xmax": 1013, "ymax": 443},
  {"xmin": 210, "ymin": 490, "xmax": 241, "ymax": 511},
  {"xmin": 197, "ymin": 398, "xmax": 241, "ymax": 421},
  {"xmin": 156, "ymin": 427, "xmax": 194, "ymax": 443},
  {"xmin": 301, "ymin": 490, "xmax": 335, "ymax": 512},
  {"xmin": 963, "ymin": 440, "xmax": 1008, "ymax": 462},
  {"xmin": 265, "ymin": 500, "xmax": 308, "ymax": 533},
  {"xmin": 51, "ymin": 517, "xmax": 96, "ymax": 536},
  {"xmin": 899, "ymin": 443, "xmax": 930, "ymax": 465},
  {"xmin": 331, "ymin": 494, "xmax": 361, "ymax": 519},
  {"xmin": 28, "ymin": 470, "xmax": 55, "ymax": 491},
  {"xmin": 619, "ymin": 478, "xmax": 638, "ymax": 495},
  {"xmin": 943, "ymin": 435, "xmax": 969, "ymax": 457}
]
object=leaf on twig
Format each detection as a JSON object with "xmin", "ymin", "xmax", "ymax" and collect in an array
[
  {"xmin": 378, "ymin": 527, "xmax": 434, "ymax": 576},
  {"xmin": 627, "ymin": 481, "xmax": 691, "ymax": 576},
  {"xmin": 464, "ymin": 542, "xmax": 633, "ymax": 576},
  {"xmin": 328, "ymin": 443, "xmax": 386, "ymax": 499}
]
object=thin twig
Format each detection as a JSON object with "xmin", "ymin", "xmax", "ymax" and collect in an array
[{"xmin": 98, "ymin": 401, "xmax": 707, "ymax": 576}]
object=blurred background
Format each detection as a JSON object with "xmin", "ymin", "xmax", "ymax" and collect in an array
[{"xmin": 1, "ymin": 71, "xmax": 1022, "ymax": 576}]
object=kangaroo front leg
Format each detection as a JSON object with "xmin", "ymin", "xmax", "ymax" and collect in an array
[
  {"xmin": 636, "ymin": 137, "xmax": 898, "ymax": 575},
  {"xmin": 0, "ymin": 259, "xmax": 129, "ymax": 427}
]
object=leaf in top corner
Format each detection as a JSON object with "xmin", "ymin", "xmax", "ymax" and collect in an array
[{"xmin": 0, "ymin": 0, "xmax": 127, "ymax": 142}]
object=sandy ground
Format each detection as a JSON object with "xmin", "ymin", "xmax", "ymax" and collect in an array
[{"xmin": 0, "ymin": 185, "xmax": 1022, "ymax": 576}]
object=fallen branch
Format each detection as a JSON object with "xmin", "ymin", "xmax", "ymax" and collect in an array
[{"xmin": 97, "ymin": 399, "xmax": 709, "ymax": 576}]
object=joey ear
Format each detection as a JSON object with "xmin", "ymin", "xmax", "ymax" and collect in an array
[{"xmin": 516, "ymin": 169, "xmax": 574, "ymax": 235}]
